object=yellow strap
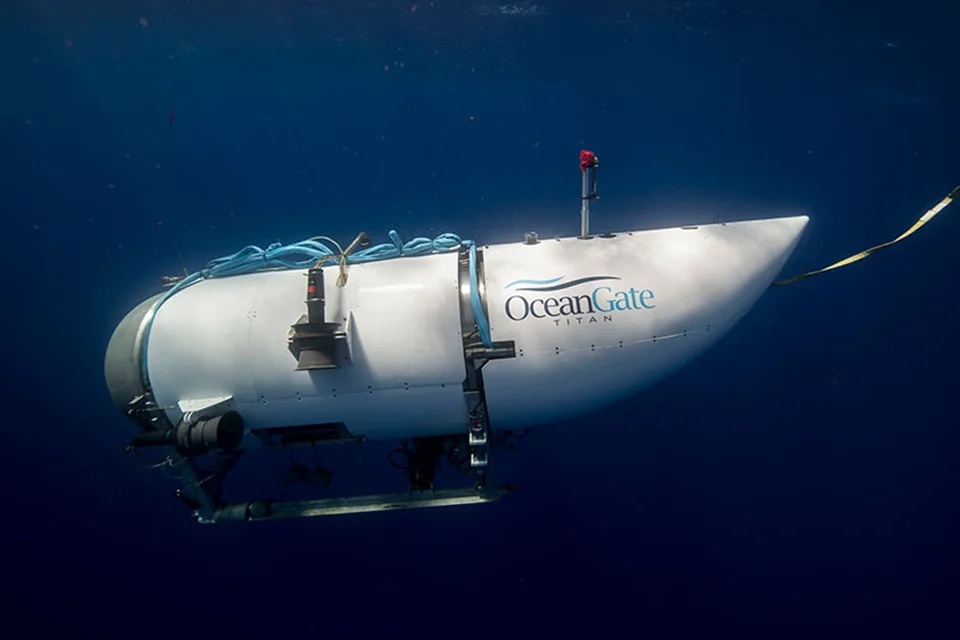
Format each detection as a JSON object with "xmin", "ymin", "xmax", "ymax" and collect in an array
[{"xmin": 773, "ymin": 185, "xmax": 959, "ymax": 287}]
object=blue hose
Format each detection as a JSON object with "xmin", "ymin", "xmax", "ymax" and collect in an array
[{"xmin": 139, "ymin": 230, "xmax": 493, "ymax": 385}]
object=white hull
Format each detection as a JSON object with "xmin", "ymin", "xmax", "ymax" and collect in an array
[
  {"xmin": 482, "ymin": 216, "xmax": 809, "ymax": 427},
  {"xmin": 121, "ymin": 215, "xmax": 807, "ymax": 440}
]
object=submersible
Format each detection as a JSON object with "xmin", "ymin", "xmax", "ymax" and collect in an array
[{"xmin": 104, "ymin": 150, "xmax": 829, "ymax": 523}]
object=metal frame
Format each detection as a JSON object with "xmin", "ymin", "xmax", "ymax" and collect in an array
[{"xmin": 124, "ymin": 245, "xmax": 517, "ymax": 524}]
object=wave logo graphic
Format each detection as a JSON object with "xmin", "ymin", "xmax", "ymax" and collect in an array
[
  {"xmin": 503, "ymin": 275, "xmax": 656, "ymax": 322},
  {"xmin": 504, "ymin": 275, "xmax": 621, "ymax": 292}
]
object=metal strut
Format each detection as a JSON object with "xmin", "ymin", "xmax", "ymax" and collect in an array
[{"xmin": 457, "ymin": 245, "xmax": 515, "ymax": 494}]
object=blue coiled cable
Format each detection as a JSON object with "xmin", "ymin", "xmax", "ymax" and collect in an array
[{"xmin": 139, "ymin": 230, "xmax": 492, "ymax": 386}]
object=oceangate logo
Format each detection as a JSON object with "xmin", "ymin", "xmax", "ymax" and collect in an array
[{"xmin": 503, "ymin": 275, "xmax": 655, "ymax": 324}]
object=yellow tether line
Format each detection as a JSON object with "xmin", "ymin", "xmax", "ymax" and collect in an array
[{"xmin": 773, "ymin": 185, "xmax": 959, "ymax": 287}]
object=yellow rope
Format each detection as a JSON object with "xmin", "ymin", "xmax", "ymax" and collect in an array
[{"xmin": 773, "ymin": 186, "xmax": 959, "ymax": 287}]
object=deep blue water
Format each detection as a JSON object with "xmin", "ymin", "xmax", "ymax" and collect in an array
[{"xmin": 2, "ymin": 1, "xmax": 959, "ymax": 638}]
